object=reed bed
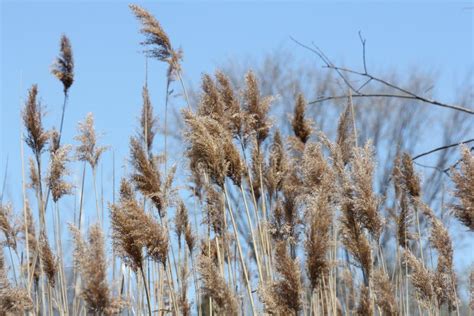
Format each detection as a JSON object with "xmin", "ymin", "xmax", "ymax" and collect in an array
[{"xmin": 1, "ymin": 4, "xmax": 473, "ymax": 316}]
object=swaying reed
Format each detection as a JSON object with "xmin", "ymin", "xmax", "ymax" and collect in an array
[
  {"xmin": 198, "ymin": 252, "xmax": 238, "ymax": 314},
  {"xmin": 243, "ymin": 71, "xmax": 272, "ymax": 146},
  {"xmin": 51, "ymin": 35, "xmax": 74, "ymax": 94},
  {"xmin": 129, "ymin": 4, "xmax": 181, "ymax": 78},
  {"xmin": 0, "ymin": 203, "xmax": 20, "ymax": 250},
  {"xmin": 261, "ymin": 242, "xmax": 302, "ymax": 314},
  {"xmin": 23, "ymin": 85, "xmax": 48, "ymax": 158},
  {"xmin": 5, "ymin": 4, "xmax": 473, "ymax": 315},
  {"xmin": 291, "ymin": 93, "xmax": 312, "ymax": 145},
  {"xmin": 70, "ymin": 224, "xmax": 123, "ymax": 315},
  {"xmin": 75, "ymin": 113, "xmax": 107, "ymax": 170},
  {"xmin": 47, "ymin": 143, "xmax": 72, "ymax": 203},
  {"xmin": 451, "ymin": 145, "xmax": 473, "ymax": 230},
  {"xmin": 0, "ymin": 249, "xmax": 33, "ymax": 314}
]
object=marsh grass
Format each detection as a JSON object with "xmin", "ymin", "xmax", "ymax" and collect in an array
[{"xmin": 1, "ymin": 4, "xmax": 473, "ymax": 316}]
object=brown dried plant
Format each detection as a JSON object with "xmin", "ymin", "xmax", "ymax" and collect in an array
[
  {"xmin": 70, "ymin": 224, "xmax": 123, "ymax": 315},
  {"xmin": 336, "ymin": 102, "xmax": 356, "ymax": 166},
  {"xmin": 198, "ymin": 252, "xmax": 238, "ymax": 315},
  {"xmin": 420, "ymin": 204, "xmax": 458, "ymax": 310},
  {"xmin": 197, "ymin": 74, "xmax": 225, "ymax": 124},
  {"xmin": 75, "ymin": 113, "xmax": 108, "ymax": 170},
  {"xmin": 183, "ymin": 110, "xmax": 242, "ymax": 187},
  {"xmin": 140, "ymin": 85, "xmax": 158, "ymax": 154},
  {"xmin": 393, "ymin": 152, "xmax": 421, "ymax": 200},
  {"xmin": 51, "ymin": 35, "xmax": 74, "ymax": 94},
  {"xmin": 357, "ymin": 285, "xmax": 373, "ymax": 316},
  {"xmin": 265, "ymin": 131, "xmax": 288, "ymax": 200},
  {"xmin": 129, "ymin": 4, "xmax": 182, "ymax": 77},
  {"xmin": 47, "ymin": 144, "xmax": 72, "ymax": 202},
  {"xmin": 0, "ymin": 203, "xmax": 20, "ymax": 250},
  {"xmin": 243, "ymin": 71, "xmax": 272, "ymax": 146},
  {"xmin": 23, "ymin": 84, "xmax": 48, "ymax": 158},
  {"xmin": 451, "ymin": 145, "xmax": 473, "ymax": 230},
  {"xmin": 129, "ymin": 137, "xmax": 164, "ymax": 215},
  {"xmin": 291, "ymin": 93, "xmax": 312, "ymax": 145},
  {"xmin": 403, "ymin": 250, "xmax": 436, "ymax": 307},
  {"xmin": 215, "ymin": 71, "xmax": 245, "ymax": 140},
  {"xmin": 261, "ymin": 242, "xmax": 302, "ymax": 314},
  {"xmin": 373, "ymin": 269, "xmax": 398, "ymax": 316},
  {"xmin": 0, "ymin": 250, "xmax": 33, "ymax": 314},
  {"xmin": 175, "ymin": 201, "xmax": 195, "ymax": 253},
  {"xmin": 39, "ymin": 233, "xmax": 57, "ymax": 287},
  {"xmin": 350, "ymin": 142, "xmax": 382, "ymax": 239},
  {"xmin": 110, "ymin": 178, "xmax": 168, "ymax": 268},
  {"xmin": 304, "ymin": 192, "xmax": 332, "ymax": 291}
]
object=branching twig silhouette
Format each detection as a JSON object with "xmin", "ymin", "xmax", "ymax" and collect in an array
[{"xmin": 290, "ymin": 36, "xmax": 474, "ymax": 115}]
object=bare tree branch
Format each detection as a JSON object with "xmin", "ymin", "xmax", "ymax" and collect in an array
[
  {"xmin": 412, "ymin": 139, "xmax": 474, "ymax": 160},
  {"xmin": 290, "ymin": 36, "xmax": 474, "ymax": 115}
]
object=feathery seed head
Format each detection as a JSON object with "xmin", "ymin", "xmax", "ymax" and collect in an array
[
  {"xmin": 23, "ymin": 85, "xmax": 48, "ymax": 157},
  {"xmin": 292, "ymin": 93, "xmax": 312, "ymax": 144},
  {"xmin": 75, "ymin": 113, "xmax": 108, "ymax": 170},
  {"xmin": 51, "ymin": 34, "xmax": 74, "ymax": 93}
]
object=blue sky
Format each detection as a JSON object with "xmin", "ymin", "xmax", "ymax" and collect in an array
[{"xmin": 1, "ymin": 1, "xmax": 473, "ymax": 275}]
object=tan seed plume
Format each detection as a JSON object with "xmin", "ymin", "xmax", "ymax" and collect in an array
[{"xmin": 51, "ymin": 34, "xmax": 74, "ymax": 93}]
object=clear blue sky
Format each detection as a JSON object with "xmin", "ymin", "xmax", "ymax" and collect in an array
[{"xmin": 1, "ymin": 1, "xmax": 473, "ymax": 270}]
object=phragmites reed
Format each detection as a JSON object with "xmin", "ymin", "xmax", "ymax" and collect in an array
[
  {"xmin": 304, "ymin": 192, "xmax": 332, "ymax": 291},
  {"xmin": 75, "ymin": 113, "xmax": 108, "ymax": 170},
  {"xmin": 451, "ymin": 145, "xmax": 473, "ymax": 230},
  {"xmin": 28, "ymin": 157, "xmax": 40, "ymax": 192},
  {"xmin": 183, "ymin": 110, "xmax": 242, "ymax": 187},
  {"xmin": 141, "ymin": 211, "xmax": 169, "ymax": 266},
  {"xmin": 339, "ymin": 180, "xmax": 373, "ymax": 284},
  {"xmin": 175, "ymin": 201, "xmax": 195, "ymax": 252},
  {"xmin": 39, "ymin": 233, "xmax": 57, "ymax": 287},
  {"xmin": 140, "ymin": 85, "xmax": 158, "ymax": 154},
  {"xmin": 373, "ymin": 269, "xmax": 398, "ymax": 316},
  {"xmin": 129, "ymin": 4, "xmax": 181, "ymax": 77},
  {"xmin": 51, "ymin": 35, "xmax": 74, "ymax": 94},
  {"xmin": 396, "ymin": 191, "xmax": 413, "ymax": 249},
  {"xmin": 336, "ymin": 102, "xmax": 356, "ymax": 166},
  {"xmin": 261, "ymin": 242, "xmax": 302, "ymax": 314},
  {"xmin": 110, "ymin": 178, "xmax": 168, "ymax": 268},
  {"xmin": 243, "ymin": 71, "xmax": 272, "ymax": 146},
  {"xmin": 198, "ymin": 74, "xmax": 225, "ymax": 123},
  {"xmin": 23, "ymin": 84, "xmax": 48, "ymax": 157},
  {"xmin": 129, "ymin": 137, "xmax": 164, "ymax": 215},
  {"xmin": 403, "ymin": 250, "xmax": 435, "ymax": 307},
  {"xmin": 291, "ymin": 93, "xmax": 312, "ymax": 145},
  {"xmin": 0, "ymin": 249, "xmax": 33, "ymax": 314},
  {"xmin": 393, "ymin": 152, "xmax": 421, "ymax": 199},
  {"xmin": 110, "ymin": 179, "xmax": 144, "ymax": 271},
  {"xmin": 357, "ymin": 285, "xmax": 373, "ymax": 316},
  {"xmin": 420, "ymin": 204, "xmax": 458, "ymax": 310},
  {"xmin": 204, "ymin": 185, "xmax": 225, "ymax": 236},
  {"xmin": 0, "ymin": 203, "xmax": 19, "ymax": 250},
  {"xmin": 24, "ymin": 201, "xmax": 40, "ymax": 281},
  {"xmin": 350, "ymin": 142, "xmax": 382, "ymax": 239},
  {"xmin": 70, "ymin": 224, "xmax": 123, "ymax": 315},
  {"xmin": 301, "ymin": 143, "xmax": 333, "ymax": 191},
  {"xmin": 265, "ymin": 131, "xmax": 288, "ymax": 200},
  {"xmin": 215, "ymin": 71, "xmax": 245, "ymax": 140},
  {"xmin": 198, "ymin": 252, "xmax": 238, "ymax": 315},
  {"xmin": 47, "ymin": 144, "xmax": 72, "ymax": 202}
]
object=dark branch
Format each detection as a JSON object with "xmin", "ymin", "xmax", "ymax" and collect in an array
[
  {"xmin": 290, "ymin": 37, "xmax": 474, "ymax": 115},
  {"xmin": 412, "ymin": 139, "xmax": 474, "ymax": 160}
]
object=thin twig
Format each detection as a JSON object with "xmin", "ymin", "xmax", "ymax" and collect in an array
[
  {"xmin": 358, "ymin": 30, "xmax": 367, "ymax": 74},
  {"xmin": 290, "ymin": 37, "xmax": 474, "ymax": 115},
  {"xmin": 412, "ymin": 139, "xmax": 474, "ymax": 160}
]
